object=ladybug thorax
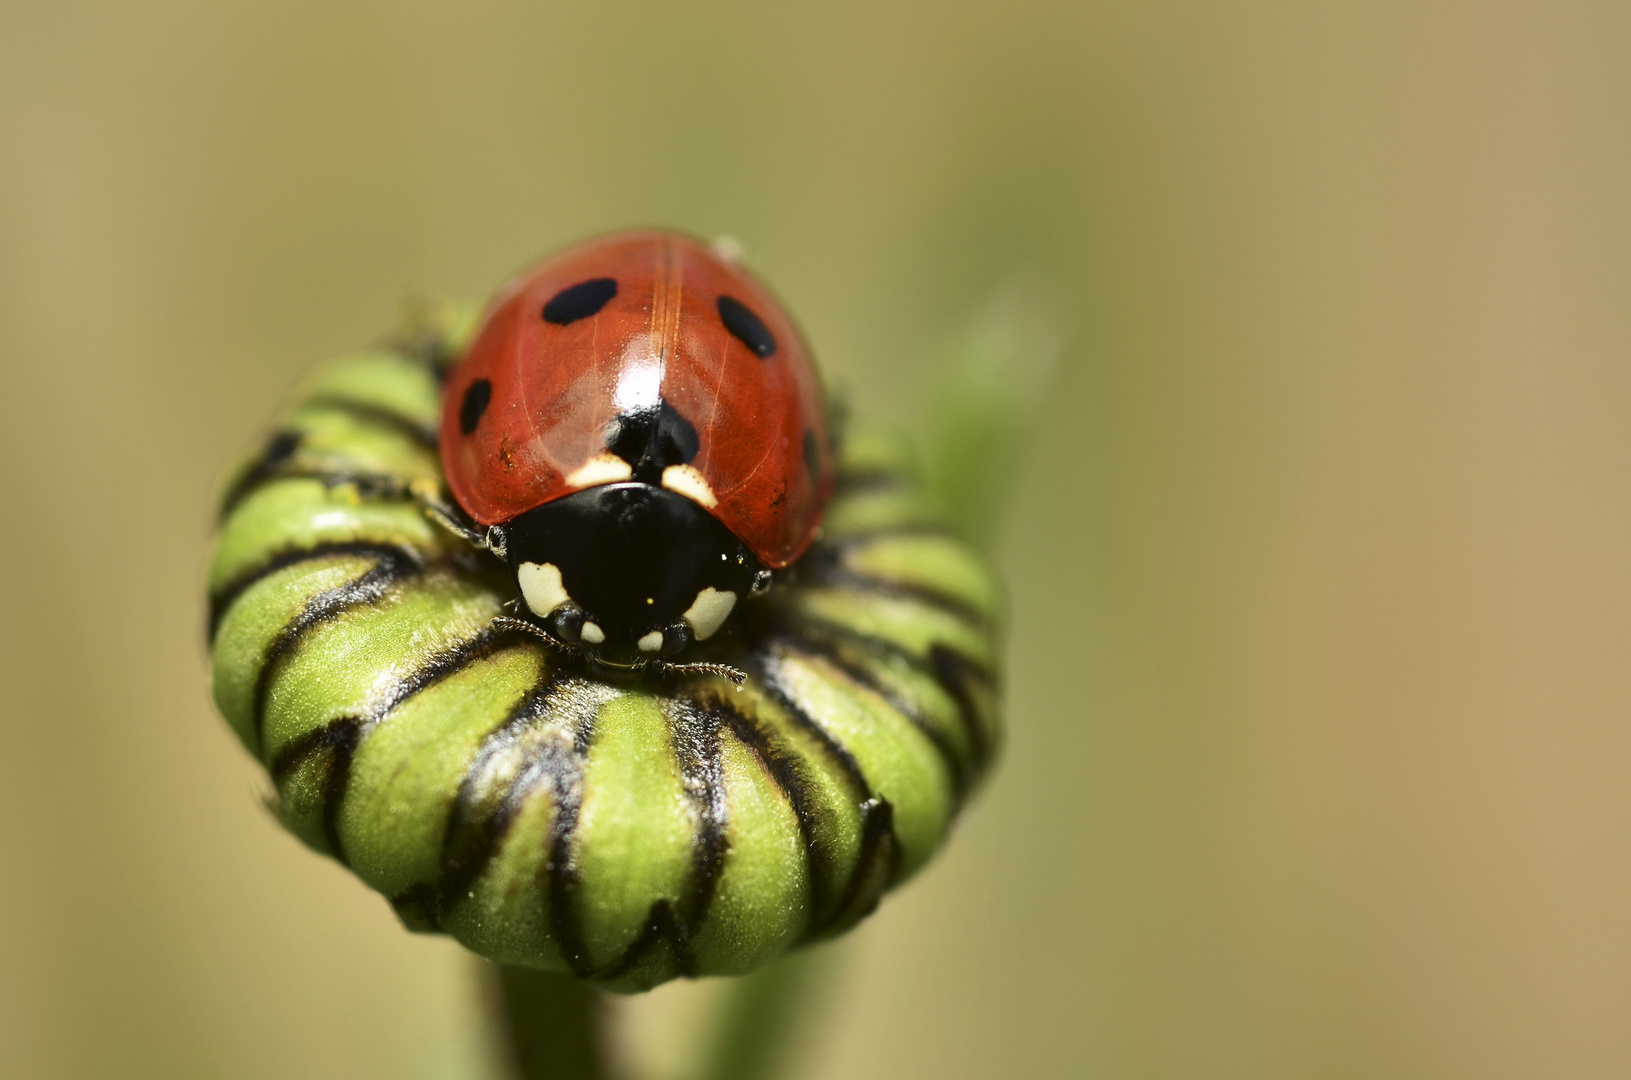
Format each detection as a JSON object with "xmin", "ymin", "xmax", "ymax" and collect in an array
[{"xmin": 501, "ymin": 482, "xmax": 766, "ymax": 663}]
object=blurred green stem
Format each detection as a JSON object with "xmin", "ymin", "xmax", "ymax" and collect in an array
[
  {"xmin": 499, "ymin": 967, "xmax": 606, "ymax": 1080},
  {"xmin": 692, "ymin": 949, "xmax": 827, "ymax": 1080},
  {"xmin": 921, "ymin": 282, "xmax": 1064, "ymax": 552}
]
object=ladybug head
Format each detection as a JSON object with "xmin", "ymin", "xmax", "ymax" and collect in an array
[{"xmin": 497, "ymin": 482, "xmax": 768, "ymax": 666}]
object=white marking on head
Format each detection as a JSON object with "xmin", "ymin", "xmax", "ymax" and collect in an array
[
  {"xmin": 566, "ymin": 453, "xmax": 634, "ymax": 489},
  {"xmin": 636, "ymin": 630, "xmax": 665, "ymax": 653},
  {"xmin": 517, "ymin": 562, "xmax": 569, "ymax": 617},
  {"xmin": 580, "ymin": 621, "xmax": 605, "ymax": 644},
  {"xmin": 682, "ymin": 587, "xmax": 737, "ymax": 641},
  {"xmin": 661, "ymin": 464, "xmax": 718, "ymax": 508}
]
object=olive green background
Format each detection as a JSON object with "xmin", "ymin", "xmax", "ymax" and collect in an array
[{"xmin": 2, "ymin": 2, "xmax": 1628, "ymax": 1078}]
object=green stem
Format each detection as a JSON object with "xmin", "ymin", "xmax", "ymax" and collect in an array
[
  {"xmin": 692, "ymin": 949, "xmax": 828, "ymax": 1080},
  {"xmin": 498, "ymin": 967, "xmax": 607, "ymax": 1080}
]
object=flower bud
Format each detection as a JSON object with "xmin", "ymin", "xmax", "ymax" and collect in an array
[{"xmin": 207, "ymin": 307, "xmax": 1003, "ymax": 992}]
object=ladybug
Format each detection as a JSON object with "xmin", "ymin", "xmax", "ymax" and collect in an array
[{"xmin": 438, "ymin": 230, "xmax": 834, "ymax": 671}]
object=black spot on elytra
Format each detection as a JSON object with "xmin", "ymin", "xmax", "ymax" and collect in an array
[
  {"xmin": 717, "ymin": 295, "xmax": 777, "ymax": 358},
  {"xmin": 543, "ymin": 278, "xmax": 617, "ymax": 324},
  {"xmin": 803, "ymin": 429, "xmax": 821, "ymax": 485},
  {"xmin": 605, "ymin": 399, "xmax": 699, "ymax": 482},
  {"xmin": 460, "ymin": 379, "xmax": 492, "ymax": 434}
]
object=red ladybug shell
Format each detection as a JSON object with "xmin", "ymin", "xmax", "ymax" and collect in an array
[{"xmin": 440, "ymin": 231, "xmax": 834, "ymax": 569}]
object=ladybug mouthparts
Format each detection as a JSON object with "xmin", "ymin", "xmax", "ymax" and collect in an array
[{"xmin": 500, "ymin": 482, "xmax": 766, "ymax": 663}]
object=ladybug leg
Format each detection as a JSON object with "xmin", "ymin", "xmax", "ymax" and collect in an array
[
  {"xmin": 412, "ymin": 487, "xmax": 507, "ymax": 559},
  {"xmin": 418, "ymin": 498, "xmax": 486, "ymax": 546}
]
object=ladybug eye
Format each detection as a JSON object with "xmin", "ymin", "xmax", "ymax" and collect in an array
[
  {"xmin": 717, "ymin": 295, "xmax": 777, "ymax": 358},
  {"xmin": 542, "ymin": 278, "xmax": 617, "ymax": 324},
  {"xmin": 459, "ymin": 379, "xmax": 492, "ymax": 434}
]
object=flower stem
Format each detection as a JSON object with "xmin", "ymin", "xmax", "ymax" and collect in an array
[
  {"xmin": 692, "ymin": 948, "xmax": 830, "ymax": 1080},
  {"xmin": 498, "ymin": 967, "xmax": 607, "ymax": 1080}
]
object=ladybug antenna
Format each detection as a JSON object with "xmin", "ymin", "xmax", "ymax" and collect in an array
[
  {"xmin": 492, "ymin": 615, "xmax": 576, "ymax": 654},
  {"xmin": 660, "ymin": 660, "xmax": 748, "ymax": 686}
]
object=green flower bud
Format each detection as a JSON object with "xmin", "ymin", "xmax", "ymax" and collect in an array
[{"xmin": 207, "ymin": 304, "xmax": 1003, "ymax": 992}]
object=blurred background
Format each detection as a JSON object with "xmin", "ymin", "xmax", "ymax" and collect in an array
[{"xmin": 3, "ymin": 1, "xmax": 1629, "ymax": 1077}]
